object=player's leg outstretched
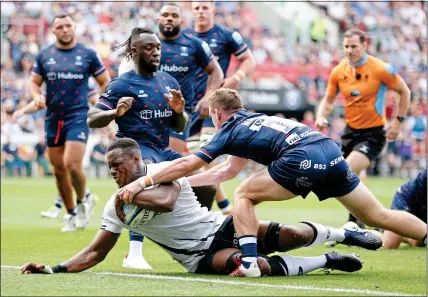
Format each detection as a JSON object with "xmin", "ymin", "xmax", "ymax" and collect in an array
[{"xmin": 336, "ymin": 182, "xmax": 427, "ymax": 245}]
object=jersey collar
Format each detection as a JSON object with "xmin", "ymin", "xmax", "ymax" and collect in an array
[{"xmin": 353, "ymin": 53, "xmax": 368, "ymax": 67}]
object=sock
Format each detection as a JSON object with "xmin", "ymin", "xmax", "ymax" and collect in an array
[
  {"xmin": 54, "ymin": 195, "xmax": 63, "ymax": 209},
  {"xmin": 274, "ymin": 254, "xmax": 327, "ymax": 276},
  {"xmin": 217, "ymin": 199, "xmax": 232, "ymax": 214},
  {"xmin": 301, "ymin": 221, "xmax": 345, "ymax": 247},
  {"xmin": 67, "ymin": 208, "xmax": 77, "ymax": 216},
  {"xmin": 85, "ymin": 188, "xmax": 91, "ymax": 198},
  {"xmin": 239, "ymin": 235, "xmax": 257, "ymax": 269},
  {"xmin": 128, "ymin": 231, "xmax": 144, "ymax": 258}
]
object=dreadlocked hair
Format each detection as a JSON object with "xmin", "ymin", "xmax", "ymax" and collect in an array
[{"xmin": 111, "ymin": 27, "xmax": 155, "ymax": 61}]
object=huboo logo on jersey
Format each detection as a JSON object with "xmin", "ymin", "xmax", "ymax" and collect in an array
[
  {"xmin": 160, "ymin": 64, "xmax": 189, "ymax": 72},
  {"xmin": 47, "ymin": 72, "xmax": 84, "ymax": 81},
  {"xmin": 140, "ymin": 109, "xmax": 172, "ymax": 120}
]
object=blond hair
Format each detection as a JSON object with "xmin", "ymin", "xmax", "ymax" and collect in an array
[{"xmin": 208, "ymin": 88, "xmax": 244, "ymax": 111}]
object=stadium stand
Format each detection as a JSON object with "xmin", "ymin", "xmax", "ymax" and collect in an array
[{"xmin": 1, "ymin": 1, "xmax": 426, "ymax": 178}]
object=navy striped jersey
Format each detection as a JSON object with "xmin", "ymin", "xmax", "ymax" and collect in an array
[
  {"xmin": 32, "ymin": 43, "xmax": 105, "ymax": 121},
  {"xmin": 95, "ymin": 70, "xmax": 180, "ymax": 148},
  {"xmin": 195, "ymin": 109, "xmax": 329, "ymax": 164},
  {"xmin": 397, "ymin": 169, "xmax": 427, "ymax": 208},
  {"xmin": 159, "ymin": 33, "xmax": 214, "ymax": 112},
  {"xmin": 183, "ymin": 24, "xmax": 248, "ymax": 104}
]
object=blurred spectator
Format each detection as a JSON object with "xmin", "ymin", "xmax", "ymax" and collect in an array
[
  {"xmin": 301, "ymin": 110, "xmax": 316, "ymax": 130},
  {"xmin": 33, "ymin": 134, "xmax": 52, "ymax": 176},
  {"xmin": 90, "ymin": 138, "xmax": 108, "ymax": 178}
]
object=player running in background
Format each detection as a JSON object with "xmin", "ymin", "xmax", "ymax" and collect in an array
[
  {"xmin": 184, "ymin": 1, "xmax": 256, "ymax": 215},
  {"xmin": 315, "ymin": 29, "xmax": 411, "ymax": 229},
  {"xmin": 21, "ymin": 138, "xmax": 374, "ymax": 277},
  {"xmin": 88, "ymin": 28, "xmax": 215, "ymax": 270},
  {"xmin": 382, "ymin": 169, "xmax": 427, "ymax": 249},
  {"xmin": 119, "ymin": 88, "xmax": 427, "ymax": 277},
  {"xmin": 119, "ymin": 3, "xmax": 224, "ymax": 155},
  {"xmin": 14, "ymin": 15, "xmax": 110, "ymax": 232}
]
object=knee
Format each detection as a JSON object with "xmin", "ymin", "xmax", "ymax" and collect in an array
[
  {"xmin": 52, "ymin": 165, "xmax": 67, "ymax": 178},
  {"xmin": 65, "ymin": 160, "xmax": 82, "ymax": 175}
]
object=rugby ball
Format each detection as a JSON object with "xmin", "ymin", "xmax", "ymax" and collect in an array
[{"xmin": 122, "ymin": 204, "xmax": 156, "ymax": 228}]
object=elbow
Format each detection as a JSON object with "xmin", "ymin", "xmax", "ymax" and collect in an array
[{"xmin": 163, "ymin": 196, "xmax": 177, "ymax": 212}]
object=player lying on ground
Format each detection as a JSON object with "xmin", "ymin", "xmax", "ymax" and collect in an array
[
  {"xmin": 382, "ymin": 169, "xmax": 427, "ymax": 249},
  {"xmin": 118, "ymin": 88, "xmax": 427, "ymax": 277},
  {"xmin": 21, "ymin": 138, "xmax": 381, "ymax": 276}
]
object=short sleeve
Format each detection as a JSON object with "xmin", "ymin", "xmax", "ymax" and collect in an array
[
  {"xmin": 226, "ymin": 29, "xmax": 248, "ymax": 57},
  {"xmin": 194, "ymin": 39, "xmax": 214, "ymax": 69},
  {"xmin": 89, "ymin": 49, "xmax": 106, "ymax": 77},
  {"xmin": 94, "ymin": 79, "xmax": 125, "ymax": 110},
  {"xmin": 194, "ymin": 125, "xmax": 231, "ymax": 163},
  {"xmin": 31, "ymin": 52, "xmax": 44, "ymax": 77},
  {"xmin": 326, "ymin": 68, "xmax": 340, "ymax": 96},
  {"xmin": 100, "ymin": 196, "xmax": 123, "ymax": 234},
  {"xmin": 378, "ymin": 63, "xmax": 401, "ymax": 89}
]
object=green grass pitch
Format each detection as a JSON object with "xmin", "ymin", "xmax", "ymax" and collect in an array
[{"xmin": 1, "ymin": 176, "xmax": 426, "ymax": 296}]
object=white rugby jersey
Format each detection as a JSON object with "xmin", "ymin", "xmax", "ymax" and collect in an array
[{"xmin": 100, "ymin": 163, "xmax": 226, "ymax": 273}]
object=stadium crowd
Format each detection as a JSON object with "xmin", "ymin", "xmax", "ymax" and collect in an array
[{"xmin": 1, "ymin": 1, "xmax": 426, "ymax": 178}]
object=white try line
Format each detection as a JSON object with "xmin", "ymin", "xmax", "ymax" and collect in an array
[{"xmin": 2, "ymin": 265, "xmax": 422, "ymax": 297}]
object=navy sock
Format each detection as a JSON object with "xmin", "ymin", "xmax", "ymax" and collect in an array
[
  {"xmin": 217, "ymin": 199, "xmax": 231, "ymax": 213},
  {"xmin": 67, "ymin": 208, "xmax": 77, "ymax": 216},
  {"xmin": 129, "ymin": 231, "xmax": 145, "ymax": 242},
  {"xmin": 239, "ymin": 235, "xmax": 257, "ymax": 269}
]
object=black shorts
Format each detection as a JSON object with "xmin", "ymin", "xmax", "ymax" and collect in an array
[
  {"xmin": 341, "ymin": 125, "xmax": 386, "ymax": 161},
  {"xmin": 194, "ymin": 216, "xmax": 274, "ymax": 275}
]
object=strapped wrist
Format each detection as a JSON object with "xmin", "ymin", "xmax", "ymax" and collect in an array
[{"xmin": 52, "ymin": 264, "xmax": 67, "ymax": 273}]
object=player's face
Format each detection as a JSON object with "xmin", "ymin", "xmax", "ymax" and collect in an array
[
  {"xmin": 132, "ymin": 33, "xmax": 161, "ymax": 73},
  {"xmin": 343, "ymin": 35, "xmax": 367, "ymax": 64},
  {"xmin": 192, "ymin": 1, "xmax": 215, "ymax": 28},
  {"xmin": 52, "ymin": 16, "xmax": 75, "ymax": 46},
  {"xmin": 107, "ymin": 149, "xmax": 140, "ymax": 188},
  {"xmin": 158, "ymin": 5, "xmax": 182, "ymax": 38}
]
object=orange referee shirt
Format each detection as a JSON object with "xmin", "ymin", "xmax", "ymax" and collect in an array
[{"xmin": 326, "ymin": 53, "xmax": 401, "ymax": 130}]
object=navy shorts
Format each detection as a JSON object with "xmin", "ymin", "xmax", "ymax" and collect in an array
[
  {"xmin": 267, "ymin": 139, "xmax": 360, "ymax": 201},
  {"xmin": 189, "ymin": 111, "xmax": 216, "ymax": 137},
  {"xmin": 138, "ymin": 143, "xmax": 183, "ymax": 163},
  {"xmin": 46, "ymin": 118, "xmax": 89, "ymax": 147},
  {"xmin": 391, "ymin": 190, "xmax": 427, "ymax": 223}
]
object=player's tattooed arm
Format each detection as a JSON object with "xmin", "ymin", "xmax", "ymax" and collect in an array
[
  {"xmin": 196, "ymin": 59, "xmax": 224, "ymax": 118},
  {"xmin": 21, "ymin": 230, "xmax": 120, "ymax": 274},
  {"xmin": 87, "ymin": 97, "xmax": 134, "ymax": 128}
]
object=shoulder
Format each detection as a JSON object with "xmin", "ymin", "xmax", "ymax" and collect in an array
[
  {"xmin": 369, "ymin": 55, "xmax": 397, "ymax": 75},
  {"xmin": 329, "ymin": 60, "xmax": 346, "ymax": 78},
  {"xmin": 182, "ymin": 27, "xmax": 195, "ymax": 35},
  {"xmin": 183, "ymin": 33, "xmax": 204, "ymax": 46}
]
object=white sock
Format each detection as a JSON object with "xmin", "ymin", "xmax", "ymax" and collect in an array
[
  {"xmin": 277, "ymin": 254, "xmax": 327, "ymax": 276},
  {"xmin": 301, "ymin": 221, "xmax": 345, "ymax": 247},
  {"xmin": 128, "ymin": 240, "xmax": 143, "ymax": 259}
]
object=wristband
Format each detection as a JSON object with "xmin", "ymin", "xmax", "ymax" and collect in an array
[
  {"xmin": 51, "ymin": 264, "xmax": 67, "ymax": 273},
  {"xmin": 233, "ymin": 74, "xmax": 241, "ymax": 82},
  {"xmin": 138, "ymin": 175, "xmax": 154, "ymax": 188},
  {"xmin": 236, "ymin": 69, "xmax": 245, "ymax": 79}
]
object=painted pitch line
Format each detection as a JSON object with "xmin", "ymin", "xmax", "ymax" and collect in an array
[{"xmin": 2, "ymin": 265, "xmax": 422, "ymax": 297}]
